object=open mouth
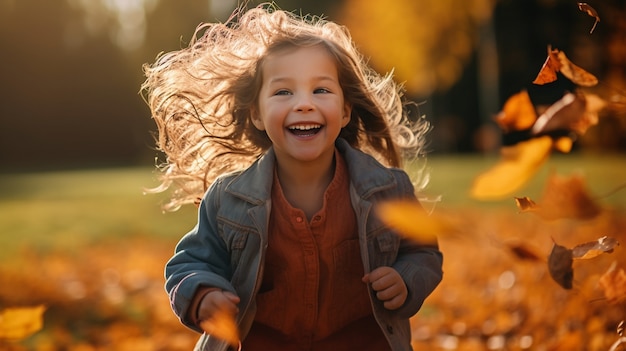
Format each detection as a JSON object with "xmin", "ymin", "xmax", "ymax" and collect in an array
[{"xmin": 287, "ymin": 124, "xmax": 322, "ymax": 137}]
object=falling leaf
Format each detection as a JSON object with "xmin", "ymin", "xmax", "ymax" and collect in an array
[
  {"xmin": 572, "ymin": 236, "xmax": 619, "ymax": 260},
  {"xmin": 533, "ymin": 47, "xmax": 561, "ymax": 85},
  {"xmin": 556, "ymin": 50, "xmax": 598, "ymax": 87},
  {"xmin": 494, "ymin": 90, "xmax": 538, "ymax": 132},
  {"xmin": 548, "ymin": 241, "xmax": 574, "ymax": 289},
  {"xmin": 199, "ymin": 308, "xmax": 240, "ymax": 348},
  {"xmin": 376, "ymin": 200, "xmax": 456, "ymax": 243},
  {"xmin": 553, "ymin": 136, "xmax": 574, "ymax": 153},
  {"xmin": 533, "ymin": 46, "xmax": 598, "ymax": 87},
  {"xmin": 578, "ymin": 3, "xmax": 600, "ymax": 34},
  {"xmin": 599, "ymin": 262, "xmax": 626, "ymax": 304},
  {"xmin": 470, "ymin": 136, "xmax": 552, "ymax": 200},
  {"xmin": 531, "ymin": 93, "xmax": 583, "ymax": 136},
  {"xmin": 514, "ymin": 196, "xmax": 537, "ymax": 213},
  {"xmin": 0, "ymin": 305, "xmax": 46, "ymax": 340},
  {"xmin": 532, "ymin": 173, "xmax": 601, "ymax": 221}
]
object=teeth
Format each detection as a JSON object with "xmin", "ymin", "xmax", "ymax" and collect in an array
[{"xmin": 288, "ymin": 124, "xmax": 321, "ymax": 131}]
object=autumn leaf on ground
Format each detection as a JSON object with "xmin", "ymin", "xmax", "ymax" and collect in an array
[
  {"xmin": 494, "ymin": 90, "xmax": 537, "ymax": 132},
  {"xmin": 199, "ymin": 309, "xmax": 240, "ymax": 348},
  {"xmin": 0, "ymin": 305, "xmax": 46, "ymax": 340},
  {"xmin": 578, "ymin": 3, "xmax": 600, "ymax": 34},
  {"xmin": 572, "ymin": 236, "xmax": 619, "ymax": 260},
  {"xmin": 548, "ymin": 241, "xmax": 574, "ymax": 289},
  {"xmin": 516, "ymin": 173, "xmax": 601, "ymax": 221},
  {"xmin": 506, "ymin": 241, "xmax": 544, "ymax": 262},
  {"xmin": 376, "ymin": 199, "xmax": 458, "ymax": 243},
  {"xmin": 599, "ymin": 261, "xmax": 626, "ymax": 304},
  {"xmin": 470, "ymin": 136, "xmax": 552, "ymax": 200}
]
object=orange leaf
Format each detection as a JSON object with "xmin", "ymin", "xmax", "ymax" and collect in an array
[
  {"xmin": 599, "ymin": 261, "xmax": 626, "ymax": 304},
  {"xmin": 556, "ymin": 50, "xmax": 598, "ymax": 87},
  {"xmin": 577, "ymin": 3, "xmax": 600, "ymax": 34},
  {"xmin": 572, "ymin": 236, "xmax": 619, "ymax": 260},
  {"xmin": 0, "ymin": 305, "xmax": 46, "ymax": 340},
  {"xmin": 494, "ymin": 90, "xmax": 537, "ymax": 132},
  {"xmin": 553, "ymin": 136, "xmax": 574, "ymax": 153},
  {"xmin": 533, "ymin": 47, "xmax": 561, "ymax": 85},
  {"xmin": 376, "ymin": 200, "xmax": 456, "ymax": 243},
  {"xmin": 199, "ymin": 309, "xmax": 240, "ymax": 348},
  {"xmin": 470, "ymin": 136, "xmax": 552, "ymax": 200}
]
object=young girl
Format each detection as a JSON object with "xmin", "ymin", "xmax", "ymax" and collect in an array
[{"xmin": 142, "ymin": 4, "xmax": 443, "ymax": 351}]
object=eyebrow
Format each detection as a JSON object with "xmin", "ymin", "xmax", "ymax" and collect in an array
[{"xmin": 267, "ymin": 75, "xmax": 338, "ymax": 85}]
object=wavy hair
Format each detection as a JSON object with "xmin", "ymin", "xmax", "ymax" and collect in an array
[{"xmin": 142, "ymin": 3, "xmax": 430, "ymax": 211}]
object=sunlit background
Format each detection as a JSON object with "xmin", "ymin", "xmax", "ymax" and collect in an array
[
  {"xmin": 1, "ymin": 0, "xmax": 624, "ymax": 172},
  {"xmin": 1, "ymin": 1, "xmax": 625, "ymax": 350}
]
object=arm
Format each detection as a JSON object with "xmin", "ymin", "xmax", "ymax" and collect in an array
[
  {"xmin": 378, "ymin": 169, "xmax": 444, "ymax": 318},
  {"xmin": 164, "ymin": 179, "xmax": 238, "ymax": 332}
]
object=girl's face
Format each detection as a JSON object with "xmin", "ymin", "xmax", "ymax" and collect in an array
[{"xmin": 252, "ymin": 45, "xmax": 351, "ymax": 166}]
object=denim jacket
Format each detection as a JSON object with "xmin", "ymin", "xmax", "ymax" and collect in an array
[{"xmin": 165, "ymin": 138, "xmax": 443, "ymax": 351}]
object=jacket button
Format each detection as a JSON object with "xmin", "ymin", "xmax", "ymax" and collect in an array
[{"xmin": 387, "ymin": 325, "xmax": 393, "ymax": 334}]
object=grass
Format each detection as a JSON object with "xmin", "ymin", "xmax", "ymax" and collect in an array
[{"xmin": 0, "ymin": 152, "xmax": 623, "ymax": 260}]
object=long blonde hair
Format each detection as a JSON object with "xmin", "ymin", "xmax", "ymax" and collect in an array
[{"xmin": 142, "ymin": 3, "xmax": 429, "ymax": 211}]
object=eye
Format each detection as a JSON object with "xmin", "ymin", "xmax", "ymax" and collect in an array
[
  {"xmin": 314, "ymin": 88, "xmax": 331, "ymax": 94},
  {"xmin": 273, "ymin": 89, "xmax": 291, "ymax": 96}
]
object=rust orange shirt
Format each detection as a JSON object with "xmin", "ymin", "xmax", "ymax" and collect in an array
[{"xmin": 243, "ymin": 151, "xmax": 389, "ymax": 351}]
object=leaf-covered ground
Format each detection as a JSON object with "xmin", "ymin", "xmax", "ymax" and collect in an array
[{"xmin": 0, "ymin": 163, "xmax": 624, "ymax": 350}]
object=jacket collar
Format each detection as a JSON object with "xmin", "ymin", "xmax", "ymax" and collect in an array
[{"xmin": 225, "ymin": 138, "xmax": 397, "ymax": 204}]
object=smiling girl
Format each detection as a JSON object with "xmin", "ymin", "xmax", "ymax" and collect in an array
[{"xmin": 142, "ymin": 4, "xmax": 443, "ymax": 351}]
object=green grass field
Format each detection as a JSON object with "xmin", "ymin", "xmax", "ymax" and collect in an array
[{"xmin": 0, "ymin": 153, "xmax": 624, "ymax": 260}]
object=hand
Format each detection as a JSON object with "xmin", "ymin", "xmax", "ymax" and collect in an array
[
  {"xmin": 197, "ymin": 290, "xmax": 241, "ymax": 322},
  {"xmin": 362, "ymin": 266, "xmax": 408, "ymax": 310}
]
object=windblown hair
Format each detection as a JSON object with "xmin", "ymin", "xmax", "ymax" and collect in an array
[{"xmin": 142, "ymin": 3, "xmax": 430, "ymax": 211}]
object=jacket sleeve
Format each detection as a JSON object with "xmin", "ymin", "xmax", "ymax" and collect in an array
[
  {"xmin": 164, "ymin": 178, "xmax": 236, "ymax": 332},
  {"xmin": 388, "ymin": 169, "xmax": 444, "ymax": 319}
]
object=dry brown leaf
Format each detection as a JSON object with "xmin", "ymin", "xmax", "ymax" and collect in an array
[
  {"xmin": 470, "ymin": 136, "xmax": 553, "ymax": 200},
  {"xmin": 599, "ymin": 262, "xmax": 626, "ymax": 304},
  {"xmin": 494, "ymin": 90, "xmax": 537, "ymax": 132},
  {"xmin": 376, "ymin": 200, "xmax": 455, "ymax": 243},
  {"xmin": 0, "ymin": 305, "xmax": 46, "ymax": 340},
  {"xmin": 577, "ymin": 3, "xmax": 600, "ymax": 34},
  {"xmin": 548, "ymin": 241, "xmax": 574, "ymax": 289},
  {"xmin": 556, "ymin": 50, "xmax": 598, "ymax": 87},
  {"xmin": 572, "ymin": 236, "xmax": 619, "ymax": 260},
  {"xmin": 532, "ymin": 173, "xmax": 601, "ymax": 221},
  {"xmin": 532, "ymin": 92, "xmax": 605, "ymax": 137},
  {"xmin": 533, "ymin": 46, "xmax": 598, "ymax": 87},
  {"xmin": 533, "ymin": 47, "xmax": 561, "ymax": 85},
  {"xmin": 199, "ymin": 308, "xmax": 240, "ymax": 348}
]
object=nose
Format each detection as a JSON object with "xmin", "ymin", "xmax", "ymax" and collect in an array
[{"xmin": 294, "ymin": 94, "xmax": 315, "ymax": 112}]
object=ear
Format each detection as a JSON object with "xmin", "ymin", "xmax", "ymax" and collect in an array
[
  {"xmin": 250, "ymin": 109, "xmax": 266, "ymax": 131},
  {"xmin": 341, "ymin": 103, "xmax": 352, "ymax": 128}
]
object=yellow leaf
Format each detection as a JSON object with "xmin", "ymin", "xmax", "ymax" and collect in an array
[
  {"xmin": 470, "ymin": 136, "xmax": 553, "ymax": 200},
  {"xmin": 494, "ymin": 90, "xmax": 537, "ymax": 132},
  {"xmin": 0, "ymin": 305, "xmax": 46, "ymax": 340},
  {"xmin": 376, "ymin": 200, "xmax": 456, "ymax": 243},
  {"xmin": 199, "ymin": 308, "xmax": 239, "ymax": 348}
]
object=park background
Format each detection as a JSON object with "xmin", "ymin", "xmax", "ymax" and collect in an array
[{"xmin": 1, "ymin": 0, "xmax": 625, "ymax": 350}]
